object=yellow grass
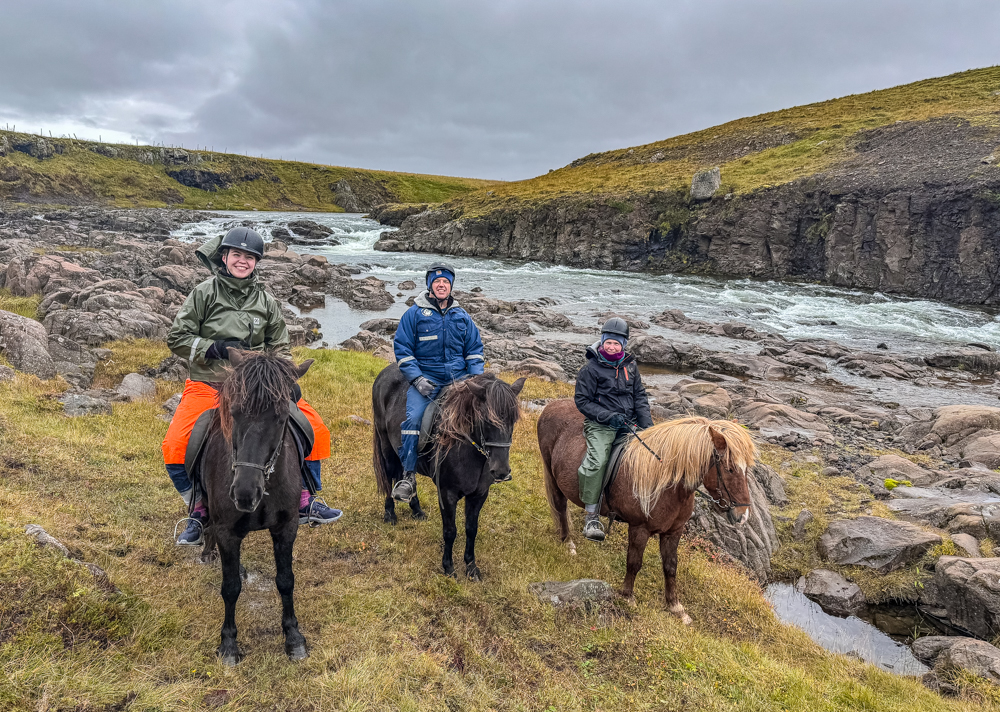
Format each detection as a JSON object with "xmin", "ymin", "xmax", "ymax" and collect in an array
[{"xmin": 0, "ymin": 346, "xmax": 996, "ymax": 709}]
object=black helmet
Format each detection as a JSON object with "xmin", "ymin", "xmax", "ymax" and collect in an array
[
  {"xmin": 601, "ymin": 316, "xmax": 630, "ymax": 340},
  {"xmin": 425, "ymin": 262, "xmax": 456, "ymax": 290},
  {"xmin": 220, "ymin": 227, "xmax": 265, "ymax": 259}
]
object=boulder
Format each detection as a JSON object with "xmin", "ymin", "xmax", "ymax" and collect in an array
[
  {"xmin": 397, "ymin": 280, "xmax": 417, "ymax": 290},
  {"xmin": 818, "ymin": 516, "xmax": 940, "ymax": 573},
  {"xmin": 911, "ymin": 636, "xmax": 960, "ymax": 666},
  {"xmin": 60, "ymin": 393, "xmax": 112, "ymax": 417},
  {"xmin": 932, "ymin": 557, "xmax": 1000, "ymax": 639},
  {"xmin": 528, "ymin": 579, "xmax": 614, "ymax": 609},
  {"xmin": 509, "ymin": 358, "xmax": 565, "ymax": 382},
  {"xmin": 685, "ymin": 463, "xmax": 780, "ymax": 581},
  {"xmin": 329, "ymin": 275, "xmax": 394, "ymax": 310},
  {"xmin": 358, "ymin": 318, "xmax": 399, "ymax": 336},
  {"xmin": 737, "ymin": 401, "xmax": 834, "ymax": 445},
  {"xmin": 855, "ymin": 454, "xmax": 938, "ymax": 489},
  {"xmin": 162, "ymin": 393, "xmax": 182, "ymax": 418},
  {"xmin": 937, "ymin": 638, "xmax": 1000, "ymax": 683},
  {"xmin": 150, "ymin": 264, "xmax": 206, "ymax": 293},
  {"xmin": 0, "ymin": 309, "xmax": 56, "ymax": 379},
  {"xmin": 951, "ymin": 533, "xmax": 982, "ymax": 558},
  {"xmin": 791, "ymin": 509, "xmax": 814, "ymax": 542},
  {"xmin": 44, "ymin": 308, "xmax": 171, "ymax": 346},
  {"xmin": 691, "ymin": 167, "xmax": 721, "ymax": 200},
  {"xmin": 116, "ymin": 373, "xmax": 156, "ymax": 401},
  {"xmin": 797, "ymin": 569, "xmax": 866, "ymax": 617}
]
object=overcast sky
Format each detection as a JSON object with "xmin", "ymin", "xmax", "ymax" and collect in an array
[{"xmin": 1, "ymin": 1, "xmax": 998, "ymax": 180}]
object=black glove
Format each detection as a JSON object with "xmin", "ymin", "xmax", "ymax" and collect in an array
[
  {"xmin": 609, "ymin": 413, "xmax": 628, "ymax": 429},
  {"xmin": 412, "ymin": 376, "xmax": 436, "ymax": 397},
  {"xmin": 206, "ymin": 339, "xmax": 246, "ymax": 360}
]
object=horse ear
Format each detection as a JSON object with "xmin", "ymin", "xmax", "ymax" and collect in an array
[
  {"xmin": 708, "ymin": 426, "xmax": 728, "ymax": 452},
  {"xmin": 510, "ymin": 377, "xmax": 526, "ymax": 396},
  {"xmin": 293, "ymin": 359, "xmax": 314, "ymax": 380},
  {"xmin": 229, "ymin": 349, "xmax": 247, "ymax": 368},
  {"xmin": 466, "ymin": 379, "xmax": 487, "ymax": 398}
]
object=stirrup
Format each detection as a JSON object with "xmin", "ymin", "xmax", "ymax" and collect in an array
[
  {"xmin": 173, "ymin": 516, "xmax": 204, "ymax": 546},
  {"xmin": 301, "ymin": 496, "xmax": 341, "ymax": 528}
]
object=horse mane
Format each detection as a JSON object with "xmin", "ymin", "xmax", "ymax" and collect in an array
[
  {"xmin": 620, "ymin": 416, "xmax": 758, "ymax": 516},
  {"xmin": 217, "ymin": 352, "xmax": 299, "ymax": 442},
  {"xmin": 435, "ymin": 374, "xmax": 521, "ymax": 452}
]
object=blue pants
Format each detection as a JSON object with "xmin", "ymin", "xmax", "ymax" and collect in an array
[
  {"xmin": 166, "ymin": 460, "xmax": 322, "ymax": 496},
  {"xmin": 399, "ymin": 384, "xmax": 441, "ymax": 472}
]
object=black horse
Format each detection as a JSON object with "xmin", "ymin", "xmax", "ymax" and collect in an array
[
  {"xmin": 372, "ymin": 364, "xmax": 525, "ymax": 579},
  {"xmin": 198, "ymin": 350, "xmax": 313, "ymax": 666}
]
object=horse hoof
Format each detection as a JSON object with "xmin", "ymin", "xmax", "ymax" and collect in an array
[
  {"xmin": 384, "ymin": 513, "xmax": 397, "ymax": 525},
  {"xmin": 286, "ymin": 644, "xmax": 308, "ymax": 661},
  {"xmin": 198, "ymin": 552, "xmax": 218, "ymax": 565},
  {"xmin": 466, "ymin": 565, "xmax": 481, "ymax": 582},
  {"xmin": 239, "ymin": 565, "xmax": 248, "ymax": 581},
  {"xmin": 567, "ymin": 540, "xmax": 577, "ymax": 556},
  {"xmin": 411, "ymin": 510, "xmax": 428, "ymax": 521},
  {"xmin": 217, "ymin": 648, "xmax": 242, "ymax": 667},
  {"xmin": 669, "ymin": 603, "xmax": 693, "ymax": 625}
]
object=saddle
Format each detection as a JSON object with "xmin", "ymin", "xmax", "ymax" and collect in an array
[
  {"xmin": 185, "ymin": 401, "xmax": 317, "ymax": 508},
  {"xmin": 597, "ymin": 432, "xmax": 631, "ymax": 525},
  {"xmin": 417, "ymin": 398, "xmax": 441, "ymax": 454}
]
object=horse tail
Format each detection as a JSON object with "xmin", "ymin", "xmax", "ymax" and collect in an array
[{"xmin": 373, "ymin": 424, "xmax": 394, "ymax": 497}]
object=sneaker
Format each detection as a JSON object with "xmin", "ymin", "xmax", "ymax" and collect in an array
[
  {"xmin": 299, "ymin": 496, "xmax": 343, "ymax": 525},
  {"xmin": 176, "ymin": 513, "xmax": 205, "ymax": 546},
  {"xmin": 391, "ymin": 472, "xmax": 417, "ymax": 503},
  {"xmin": 582, "ymin": 514, "xmax": 605, "ymax": 542}
]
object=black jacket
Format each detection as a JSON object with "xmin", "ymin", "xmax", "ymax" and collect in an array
[{"xmin": 574, "ymin": 342, "xmax": 653, "ymax": 428}]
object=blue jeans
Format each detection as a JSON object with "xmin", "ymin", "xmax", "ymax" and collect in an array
[
  {"xmin": 166, "ymin": 460, "xmax": 323, "ymax": 496},
  {"xmin": 399, "ymin": 384, "xmax": 441, "ymax": 471}
]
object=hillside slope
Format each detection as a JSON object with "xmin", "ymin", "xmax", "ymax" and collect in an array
[
  {"xmin": 377, "ymin": 67, "xmax": 1000, "ymax": 305},
  {"xmin": 0, "ymin": 132, "xmax": 495, "ymax": 210}
]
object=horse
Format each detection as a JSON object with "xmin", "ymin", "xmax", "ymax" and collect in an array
[
  {"xmin": 372, "ymin": 364, "xmax": 525, "ymax": 579},
  {"xmin": 197, "ymin": 350, "xmax": 314, "ymax": 666},
  {"xmin": 537, "ymin": 400, "xmax": 756, "ymax": 623}
]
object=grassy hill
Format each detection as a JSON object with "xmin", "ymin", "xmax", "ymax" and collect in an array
[
  {"xmin": 1, "ymin": 343, "xmax": 999, "ymax": 710},
  {"xmin": 445, "ymin": 66, "xmax": 1000, "ymax": 217},
  {"xmin": 0, "ymin": 132, "xmax": 496, "ymax": 211}
]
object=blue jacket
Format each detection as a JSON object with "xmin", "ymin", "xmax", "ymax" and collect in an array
[{"xmin": 395, "ymin": 293, "xmax": 485, "ymax": 384}]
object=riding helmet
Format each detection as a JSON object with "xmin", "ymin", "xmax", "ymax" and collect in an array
[
  {"xmin": 220, "ymin": 226, "xmax": 265, "ymax": 259},
  {"xmin": 425, "ymin": 262, "xmax": 456, "ymax": 290},
  {"xmin": 601, "ymin": 316, "xmax": 630, "ymax": 340}
]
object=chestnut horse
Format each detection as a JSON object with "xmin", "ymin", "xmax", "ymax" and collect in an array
[{"xmin": 538, "ymin": 400, "xmax": 756, "ymax": 623}]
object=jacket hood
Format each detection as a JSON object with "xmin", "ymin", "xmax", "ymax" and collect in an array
[
  {"xmin": 585, "ymin": 340, "xmax": 635, "ymax": 366},
  {"xmin": 196, "ymin": 234, "xmax": 261, "ymax": 293},
  {"xmin": 415, "ymin": 292, "xmax": 461, "ymax": 312}
]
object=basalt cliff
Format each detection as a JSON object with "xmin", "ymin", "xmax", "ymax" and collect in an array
[{"xmin": 375, "ymin": 67, "xmax": 1000, "ymax": 305}]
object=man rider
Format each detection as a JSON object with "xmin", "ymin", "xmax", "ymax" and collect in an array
[
  {"xmin": 390, "ymin": 262, "xmax": 486, "ymax": 502},
  {"xmin": 574, "ymin": 317, "xmax": 653, "ymax": 542},
  {"xmin": 163, "ymin": 227, "xmax": 341, "ymax": 545}
]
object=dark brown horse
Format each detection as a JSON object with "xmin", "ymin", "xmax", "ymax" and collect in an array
[
  {"xmin": 198, "ymin": 350, "xmax": 313, "ymax": 665},
  {"xmin": 538, "ymin": 400, "xmax": 756, "ymax": 623}
]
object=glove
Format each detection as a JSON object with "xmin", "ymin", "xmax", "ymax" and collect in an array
[
  {"xmin": 412, "ymin": 376, "xmax": 436, "ymax": 397},
  {"xmin": 206, "ymin": 339, "xmax": 246, "ymax": 360},
  {"xmin": 609, "ymin": 414, "xmax": 628, "ymax": 429}
]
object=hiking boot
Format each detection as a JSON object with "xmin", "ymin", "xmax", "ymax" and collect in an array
[
  {"xmin": 391, "ymin": 471, "xmax": 417, "ymax": 502},
  {"xmin": 582, "ymin": 513, "xmax": 606, "ymax": 542},
  {"xmin": 299, "ymin": 496, "xmax": 343, "ymax": 525},
  {"xmin": 176, "ymin": 512, "xmax": 205, "ymax": 546}
]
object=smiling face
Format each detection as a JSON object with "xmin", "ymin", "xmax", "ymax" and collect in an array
[
  {"xmin": 431, "ymin": 276, "xmax": 452, "ymax": 300},
  {"xmin": 222, "ymin": 247, "xmax": 258, "ymax": 279},
  {"xmin": 602, "ymin": 338, "xmax": 623, "ymax": 355}
]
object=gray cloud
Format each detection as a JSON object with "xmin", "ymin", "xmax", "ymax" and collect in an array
[{"xmin": 1, "ymin": 0, "xmax": 998, "ymax": 179}]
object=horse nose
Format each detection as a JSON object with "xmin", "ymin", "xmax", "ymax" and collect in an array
[{"xmin": 729, "ymin": 506, "xmax": 750, "ymax": 526}]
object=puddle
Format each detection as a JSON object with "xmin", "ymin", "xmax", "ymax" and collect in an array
[{"xmin": 765, "ymin": 583, "xmax": 929, "ymax": 676}]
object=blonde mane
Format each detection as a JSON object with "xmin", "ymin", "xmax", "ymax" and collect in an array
[{"xmin": 619, "ymin": 416, "xmax": 758, "ymax": 516}]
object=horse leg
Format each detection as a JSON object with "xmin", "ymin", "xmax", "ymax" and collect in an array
[
  {"xmin": 544, "ymin": 462, "xmax": 575, "ymax": 555},
  {"xmin": 199, "ymin": 522, "xmax": 218, "ymax": 565},
  {"xmin": 409, "ymin": 492, "xmax": 428, "ymax": 520},
  {"xmin": 383, "ymin": 494, "xmax": 398, "ymax": 525},
  {"xmin": 271, "ymin": 522, "xmax": 307, "ymax": 660},
  {"xmin": 439, "ymin": 489, "xmax": 460, "ymax": 577},
  {"xmin": 621, "ymin": 524, "xmax": 651, "ymax": 600},
  {"xmin": 659, "ymin": 531, "xmax": 692, "ymax": 625},
  {"xmin": 216, "ymin": 533, "xmax": 244, "ymax": 666},
  {"xmin": 462, "ymin": 491, "xmax": 488, "ymax": 581}
]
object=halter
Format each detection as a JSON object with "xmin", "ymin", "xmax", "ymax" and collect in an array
[
  {"xmin": 462, "ymin": 432, "xmax": 513, "ymax": 458},
  {"xmin": 697, "ymin": 449, "xmax": 751, "ymax": 512},
  {"xmin": 230, "ymin": 430, "xmax": 282, "ymax": 493}
]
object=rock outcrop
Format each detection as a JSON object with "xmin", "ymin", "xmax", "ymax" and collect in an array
[{"xmin": 818, "ymin": 516, "xmax": 940, "ymax": 573}]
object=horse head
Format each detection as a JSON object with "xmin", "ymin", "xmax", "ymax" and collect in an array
[
  {"xmin": 702, "ymin": 425, "xmax": 752, "ymax": 526},
  {"xmin": 221, "ymin": 350, "xmax": 314, "ymax": 512},
  {"xmin": 441, "ymin": 375, "xmax": 526, "ymax": 482}
]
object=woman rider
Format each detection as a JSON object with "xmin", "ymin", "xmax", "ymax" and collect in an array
[
  {"xmin": 163, "ymin": 227, "xmax": 341, "ymax": 545},
  {"xmin": 574, "ymin": 317, "xmax": 653, "ymax": 542}
]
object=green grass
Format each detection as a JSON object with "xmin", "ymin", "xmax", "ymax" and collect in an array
[
  {"xmin": 0, "ymin": 289, "xmax": 42, "ymax": 320},
  {"xmin": 0, "ymin": 346, "xmax": 997, "ymax": 709},
  {"xmin": 0, "ymin": 135, "xmax": 498, "ymax": 210},
  {"xmin": 444, "ymin": 65, "xmax": 1000, "ymax": 217}
]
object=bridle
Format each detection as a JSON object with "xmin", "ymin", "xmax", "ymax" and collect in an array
[
  {"xmin": 462, "ymin": 429, "xmax": 512, "ymax": 458},
  {"xmin": 230, "ymin": 428, "xmax": 282, "ymax": 497},
  {"xmin": 697, "ymin": 449, "xmax": 751, "ymax": 512}
]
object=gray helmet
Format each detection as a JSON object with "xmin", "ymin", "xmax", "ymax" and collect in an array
[
  {"xmin": 220, "ymin": 226, "xmax": 265, "ymax": 259},
  {"xmin": 601, "ymin": 316, "xmax": 630, "ymax": 340}
]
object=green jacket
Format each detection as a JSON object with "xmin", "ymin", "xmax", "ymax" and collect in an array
[{"xmin": 167, "ymin": 235, "xmax": 290, "ymax": 383}]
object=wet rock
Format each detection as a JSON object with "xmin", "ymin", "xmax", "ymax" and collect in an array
[
  {"xmin": 329, "ymin": 275, "xmax": 394, "ymax": 310},
  {"xmin": 818, "ymin": 516, "xmax": 940, "ymax": 573},
  {"xmin": 737, "ymin": 401, "xmax": 834, "ymax": 445},
  {"xmin": 931, "ymin": 557, "xmax": 1000, "ymax": 639},
  {"xmin": 0, "ymin": 309, "xmax": 56, "ymax": 379},
  {"xmin": 60, "ymin": 393, "xmax": 112, "ymax": 417},
  {"xmin": 791, "ymin": 509, "xmax": 814, "ymax": 541},
  {"xmin": 528, "ymin": 579, "xmax": 614, "ymax": 609},
  {"xmin": 797, "ymin": 569, "xmax": 866, "ymax": 617},
  {"xmin": 289, "ymin": 285, "xmax": 325, "ymax": 310},
  {"xmin": 116, "ymin": 373, "xmax": 156, "ymax": 401},
  {"xmin": 912, "ymin": 636, "xmax": 960, "ymax": 666},
  {"xmin": 925, "ymin": 349, "xmax": 1000, "ymax": 375},
  {"xmin": 359, "ymin": 318, "xmax": 399, "ymax": 336},
  {"xmin": 685, "ymin": 464, "xmax": 780, "ymax": 581},
  {"xmin": 691, "ymin": 167, "xmax": 721, "ymax": 200}
]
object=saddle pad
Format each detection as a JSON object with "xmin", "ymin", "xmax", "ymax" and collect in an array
[
  {"xmin": 418, "ymin": 399, "xmax": 440, "ymax": 453},
  {"xmin": 288, "ymin": 401, "xmax": 315, "ymax": 455},
  {"xmin": 185, "ymin": 408, "xmax": 217, "ymax": 479}
]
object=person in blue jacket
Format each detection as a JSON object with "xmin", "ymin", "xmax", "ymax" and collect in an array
[{"xmin": 391, "ymin": 262, "xmax": 486, "ymax": 502}]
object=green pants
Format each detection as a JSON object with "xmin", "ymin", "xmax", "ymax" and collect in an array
[{"xmin": 578, "ymin": 420, "xmax": 619, "ymax": 506}]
